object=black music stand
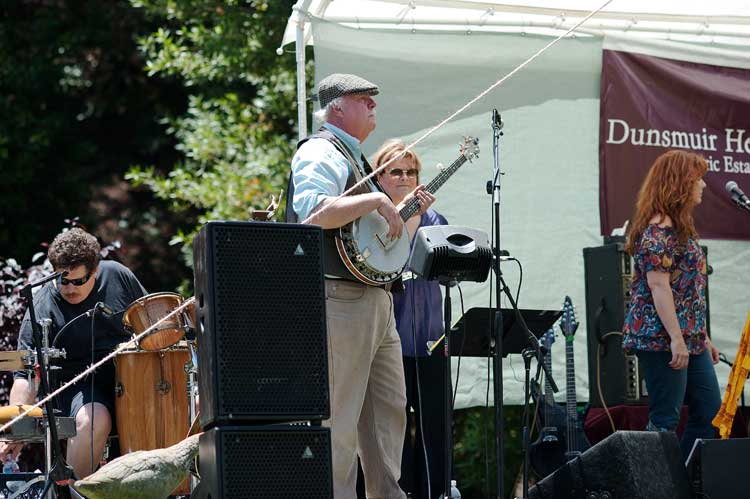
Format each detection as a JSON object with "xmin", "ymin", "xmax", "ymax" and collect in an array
[{"xmin": 449, "ymin": 308, "xmax": 562, "ymax": 357}]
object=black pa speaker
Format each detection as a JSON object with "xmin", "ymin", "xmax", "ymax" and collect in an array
[
  {"xmin": 686, "ymin": 438, "xmax": 750, "ymax": 498},
  {"xmin": 194, "ymin": 221, "xmax": 330, "ymax": 427},
  {"xmin": 529, "ymin": 431, "xmax": 692, "ymax": 499},
  {"xmin": 193, "ymin": 425, "xmax": 333, "ymax": 499},
  {"xmin": 409, "ymin": 225, "xmax": 492, "ymax": 283}
]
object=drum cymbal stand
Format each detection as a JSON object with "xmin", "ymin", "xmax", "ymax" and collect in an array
[
  {"xmin": 37, "ymin": 320, "xmax": 66, "ymax": 497},
  {"xmin": 40, "ymin": 318, "xmax": 53, "ymax": 495},
  {"xmin": 185, "ymin": 340, "xmax": 199, "ymax": 491},
  {"xmin": 21, "ymin": 273, "xmax": 75, "ymax": 499}
]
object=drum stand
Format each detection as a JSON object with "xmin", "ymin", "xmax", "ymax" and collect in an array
[
  {"xmin": 185, "ymin": 341, "xmax": 199, "ymax": 492},
  {"xmin": 40, "ymin": 319, "xmax": 53, "ymax": 497},
  {"xmin": 21, "ymin": 276, "xmax": 76, "ymax": 499}
]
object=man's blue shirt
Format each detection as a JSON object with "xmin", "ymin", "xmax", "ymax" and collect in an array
[{"xmin": 291, "ymin": 123, "xmax": 367, "ymax": 220}]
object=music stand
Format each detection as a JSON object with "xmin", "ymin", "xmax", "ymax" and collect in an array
[{"xmin": 448, "ymin": 308, "xmax": 562, "ymax": 357}]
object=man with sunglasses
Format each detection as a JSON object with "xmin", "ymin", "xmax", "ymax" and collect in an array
[{"xmin": 1, "ymin": 228, "xmax": 146, "ymax": 481}]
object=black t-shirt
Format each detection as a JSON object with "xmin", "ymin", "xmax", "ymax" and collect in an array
[{"xmin": 15, "ymin": 260, "xmax": 147, "ymax": 383}]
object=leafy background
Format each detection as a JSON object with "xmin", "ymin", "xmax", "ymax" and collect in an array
[{"xmin": 0, "ymin": 1, "xmax": 526, "ymax": 496}]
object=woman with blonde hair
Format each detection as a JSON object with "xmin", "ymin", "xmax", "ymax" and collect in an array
[
  {"xmin": 622, "ymin": 150, "xmax": 721, "ymax": 458},
  {"xmin": 374, "ymin": 139, "xmax": 445, "ymax": 499}
]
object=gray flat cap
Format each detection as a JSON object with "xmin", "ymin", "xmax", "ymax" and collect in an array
[{"xmin": 317, "ymin": 73, "xmax": 379, "ymax": 109}]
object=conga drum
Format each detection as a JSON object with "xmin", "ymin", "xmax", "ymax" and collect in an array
[
  {"xmin": 122, "ymin": 292, "xmax": 186, "ymax": 351},
  {"xmin": 114, "ymin": 343, "xmax": 190, "ymax": 494}
]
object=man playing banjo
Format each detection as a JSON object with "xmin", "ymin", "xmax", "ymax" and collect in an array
[{"xmin": 289, "ymin": 73, "xmax": 435, "ymax": 498}]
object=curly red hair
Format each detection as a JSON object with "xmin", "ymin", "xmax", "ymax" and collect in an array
[{"xmin": 625, "ymin": 150, "xmax": 708, "ymax": 255}]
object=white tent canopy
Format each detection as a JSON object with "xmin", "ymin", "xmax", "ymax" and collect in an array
[
  {"xmin": 281, "ymin": 1, "xmax": 750, "ymax": 408},
  {"xmin": 283, "ymin": 1, "xmax": 750, "ymax": 141},
  {"xmin": 283, "ymin": 1, "xmax": 750, "ymax": 47}
]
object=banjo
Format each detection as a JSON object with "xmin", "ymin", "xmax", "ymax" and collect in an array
[{"xmin": 335, "ymin": 136, "xmax": 479, "ymax": 285}]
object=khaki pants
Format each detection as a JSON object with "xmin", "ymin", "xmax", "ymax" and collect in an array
[{"xmin": 325, "ymin": 280, "xmax": 407, "ymax": 499}]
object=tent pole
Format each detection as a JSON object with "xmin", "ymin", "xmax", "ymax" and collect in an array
[{"xmin": 294, "ymin": 0, "xmax": 314, "ymax": 141}]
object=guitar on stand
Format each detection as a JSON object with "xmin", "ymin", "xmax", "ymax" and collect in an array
[
  {"xmin": 529, "ymin": 328, "xmax": 566, "ymax": 478},
  {"xmin": 561, "ymin": 295, "xmax": 590, "ymax": 461}
]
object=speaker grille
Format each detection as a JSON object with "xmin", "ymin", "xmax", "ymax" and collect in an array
[
  {"xmin": 197, "ymin": 426, "xmax": 332, "ymax": 499},
  {"xmin": 196, "ymin": 222, "xmax": 329, "ymax": 424}
]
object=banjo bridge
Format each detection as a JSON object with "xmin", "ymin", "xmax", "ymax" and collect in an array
[{"xmin": 374, "ymin": 232, "xmax": 397, "ymax": 251}]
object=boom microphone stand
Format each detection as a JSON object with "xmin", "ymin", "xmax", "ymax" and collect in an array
[
  {"xmin": 20, "ymin": 271, "xmax": 76, "ymax": 499},
  {"xmin": 486, "ymin": 110, "xmax": 558, "ymax": 498},
  {"xmin": 487, "ymin": 108, "xmax": 506, "ymax": 498},
  {"xmin": 497, "ymin": 274, "xmax": 556, "ymax": 499}
]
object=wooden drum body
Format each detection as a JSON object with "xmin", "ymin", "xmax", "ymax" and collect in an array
[
  {"xmin": 114, "ymin": 346, "xmax": 190, "ymax": 493},
  {"xmin": 122, "ymin": 292, "xmax": 186, "ymax": 351},
  {"xmin": 115, "ymin": 346, "xmax": 189, "ymax": 452}
]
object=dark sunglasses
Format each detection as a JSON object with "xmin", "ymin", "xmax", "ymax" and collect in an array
[
  {"xmin": 58, "ymin": 271, "xmax": 93, "ymax": 287},
  {"xmin": 387, "ymin": 168, "xmax": 419, "ymax": 178}
]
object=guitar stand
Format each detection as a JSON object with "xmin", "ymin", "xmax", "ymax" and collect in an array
[
  {"xmin": 520, "ymin": 347, "xmax": 543, "ymax": 499},
  {"xmin": 21, "ymin": 277, "xmax": 76, "ymax": 499}
]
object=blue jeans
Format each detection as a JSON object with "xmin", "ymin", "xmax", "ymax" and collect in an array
[{"xmin": 637, "ymin": 348, "xmax": 721, "ymax": 459}]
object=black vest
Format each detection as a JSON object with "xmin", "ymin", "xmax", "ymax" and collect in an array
[{"xmin": 285, "ymin": 128, "xmax": 378, "ymax": 281}]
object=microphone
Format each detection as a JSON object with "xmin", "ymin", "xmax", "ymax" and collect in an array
[
  {"xmin": 491, "ymin": 108, "xmax": 504, "ymax": 130},
  {"xmin": 27, "ymin": 270, "xmax": 68, "ymax": 289},
  {"xmin": 725, "ymin": 181, "xmax": 750, "ymax": 211},
  {"xmin": 86, "ymin": 302, "xmax": 115, "ymax": 318}
]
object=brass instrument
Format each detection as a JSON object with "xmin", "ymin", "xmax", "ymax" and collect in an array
[{"xmin": 712, "ymin": 314, "xmax": 750, "ymax": 439}]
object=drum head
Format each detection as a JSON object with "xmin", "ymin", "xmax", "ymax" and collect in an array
[{"xmin": 122, "ymin": 292, "xmax": 186, "ymax": 351}]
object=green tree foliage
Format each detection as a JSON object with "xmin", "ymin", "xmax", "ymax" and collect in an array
[
  {"xmin": 0, "ymin": 1, "xmax": 186, "ymax": 269},
  {"xmin": 454, "ymin": 405, "xmax": 525, "ymax": 498},
  {"xmin": 126, "ymin": 0, "xmax": 305, "ymax": 266}
]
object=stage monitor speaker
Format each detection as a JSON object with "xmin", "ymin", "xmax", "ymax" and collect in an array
[
  {"xmin": 194, "ymin": 221, "xmax": 330, "ymax": 427},
  {"xmin": 686, "ymin": 437, "xmax": 750, "ymax": 498},
  {"xmin": 528, "ymin": 431, "xmax": 691, "ymax": 499},
  {"xmin": 584, "ymin": 242, "xmax": 711, "ymax": 408},
  {"xmin": 192, "ymin": 425, "xmax": 333, "ymax": 499},
  {"xmin": 409, "ymin": 225, "xmax": 492, "ymax": 283}
]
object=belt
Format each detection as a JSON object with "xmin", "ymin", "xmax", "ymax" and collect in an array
[{"xmin": 324, "ymin": 277, "xmax": 394, "ymax": 292}]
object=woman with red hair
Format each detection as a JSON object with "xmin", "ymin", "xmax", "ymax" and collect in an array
[{"xmin": 622, "ymin": 150, "xmax": 721, "ymax": 458}]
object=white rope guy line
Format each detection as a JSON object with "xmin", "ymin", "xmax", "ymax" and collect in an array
[
  {"xmin": 0, "ymin": 297, "xmax": 196, "ymax": 436},
  {"xmin": 302, "ymin": 0, "xmax": 614, "ymax": 225}
]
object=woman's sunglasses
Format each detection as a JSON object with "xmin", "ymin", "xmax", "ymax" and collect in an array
[{"xmin": 387, "ymin": 168, "xmax": 419, "ymax": 178}]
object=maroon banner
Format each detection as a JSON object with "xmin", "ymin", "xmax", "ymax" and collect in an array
[{"xmin": 599, "ymin": 49, "xmax": 750, "ymax": 239}]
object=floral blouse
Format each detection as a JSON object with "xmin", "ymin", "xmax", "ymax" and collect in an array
[{"xmin": 622, "ymin": 224, "xmax": 708, "ymax": 354}]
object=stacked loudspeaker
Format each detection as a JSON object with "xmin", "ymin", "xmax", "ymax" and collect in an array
[{"xmin": 192, "ymin": 221, "xmax": 332, "ymax": 498}]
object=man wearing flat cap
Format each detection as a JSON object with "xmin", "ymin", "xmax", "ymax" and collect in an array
[{"xmin": 289, "ymin": 73, "xmax": 434, "ymax": 498}]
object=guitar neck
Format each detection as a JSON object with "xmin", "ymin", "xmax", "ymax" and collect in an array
[
  {"xmin": 565, "ymin": 335, "xmax": 578, "ymax": 453},
  {"xmin": 544, "ymin": 349, "xmax": 555, "ymax": 400},
  {"xmin": 399, "ymin": 155, "xmax": 468, "ymax": 220}
]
